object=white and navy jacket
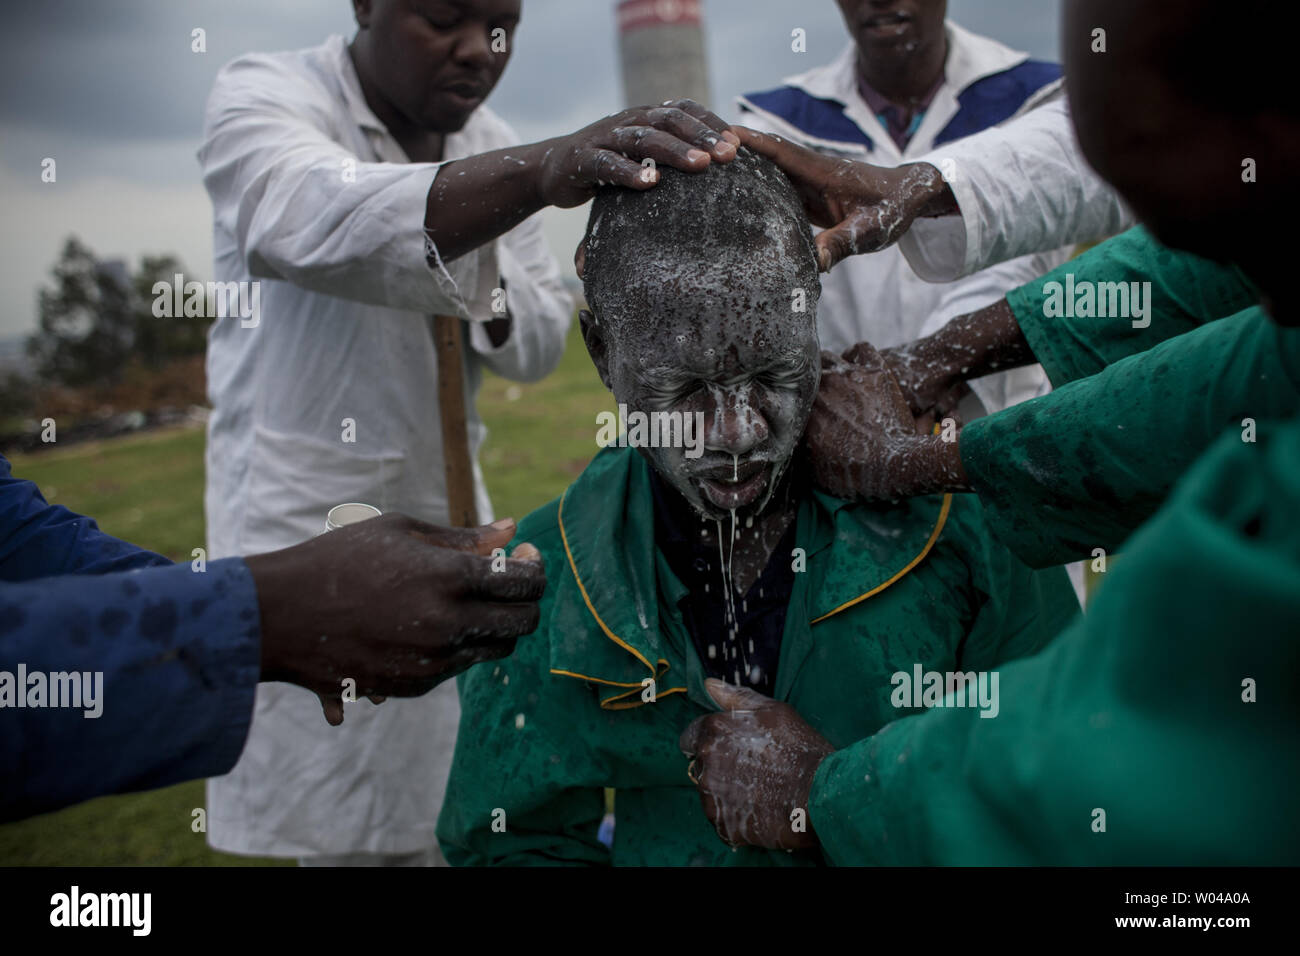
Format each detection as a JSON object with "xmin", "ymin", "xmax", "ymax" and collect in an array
[{"xmin": 737, "ymin": 21, "xmax": 1071, "ymax": 413}]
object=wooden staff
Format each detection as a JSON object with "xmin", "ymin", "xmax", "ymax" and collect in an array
[{"xmin": 433, "ymin": 314, "xmax": 478, "ymax": 528}]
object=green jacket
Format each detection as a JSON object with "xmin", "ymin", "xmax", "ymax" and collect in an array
[
  {"xmin": 811, "ymin": 416, "xmax": 1300, "ymax": 865},
  {"xmin": 973, "ymin": 227, "xmax": 1297, "ymax": 567},
  {"xmin": 437, "ymin": 448, "xmax": 1078, "ymax": 865},
  {"xmin": 1005, "ymin": 225, "xmax": 1259, "ymax": 386},
  {"xmin": 809, "ymin": 229, "xmax": 1300, "ymax": 864}
]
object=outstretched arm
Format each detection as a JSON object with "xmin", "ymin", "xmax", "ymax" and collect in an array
[{"xmin": 732, "ymin": 97, "xmax": 1130, "ymax": 278}]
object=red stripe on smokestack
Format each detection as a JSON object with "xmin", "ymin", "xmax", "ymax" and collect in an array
[{"xmin": 618, "ymin": 0, "xmax": 702, "ymax": 33}]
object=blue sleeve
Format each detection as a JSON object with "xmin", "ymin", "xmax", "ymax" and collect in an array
[
  {"xmin": 0, "ymin": 456, "xmax": 262, "ymax": 821},
  {"xmin": 0, "ymin": 454, "xmax": 171, "ymax": 580}
]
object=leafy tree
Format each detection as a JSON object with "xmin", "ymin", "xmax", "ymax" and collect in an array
[
  {"xmin": 0, "ymin": 370, "xmax": 34, "ymax": 423},
  {"xmin": 133, "ymin": 253, "xmax": 209, "ymax": 367},
  {"xmin": 26, "ymin": 237, "xmax": 210, "ymax": 388},
  {"xmin": 28, "ymin": 237, "xmax": 134, "ymax": 387}
]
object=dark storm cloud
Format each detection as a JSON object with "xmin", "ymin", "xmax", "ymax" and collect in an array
[
  {"xmin": 0, "ymin": 0, "xmax": 1061, "ymax": 337},
  {"xmin": 0, "ymin": 1, "xmax": 1059, "ymax": 155},
  {"xmin": 0, "ymin": 1, "xmax": 355, "ymax": 141}
]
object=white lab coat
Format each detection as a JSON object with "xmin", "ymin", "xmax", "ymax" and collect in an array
[
  {"xmin": 199, "ymin": 35, "xmax": 571, "ymax": 857},
  {"xmin": 737, "ymin": 22, "xmax": 1080, "ymax": 413}
]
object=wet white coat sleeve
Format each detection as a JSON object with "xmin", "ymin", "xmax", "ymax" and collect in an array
[
  {"xmin": 198, "ymin": 55, "xmax": 494, "ymax": 319},
  {"xmin": 466, "ymin": 209, "xmax": 573, "ymax": 383},
  {"xmin": 898, "ymin": 96, "xmax": 1133, "ymax": 282}
]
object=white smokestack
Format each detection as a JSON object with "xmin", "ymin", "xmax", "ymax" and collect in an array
[{"xmin": 617, "ymin": 0, "xmax": 713, "ymax": 109}]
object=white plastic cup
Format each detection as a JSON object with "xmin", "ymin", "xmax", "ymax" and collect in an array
[{"xmin": 324, "ymin": 502, "xmax": 382, "ymax": 533}]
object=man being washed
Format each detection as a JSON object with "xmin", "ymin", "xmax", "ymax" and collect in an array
[{"xmin": 435, "ymin": 148, "xmax": 1078, "ymax": 865}]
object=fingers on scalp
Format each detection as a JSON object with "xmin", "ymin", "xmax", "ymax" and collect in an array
[
  {"xmin": 816, "ymin": 226, "xmax": 854, "ymax": 270},
  {"xmin": 611, "ymin": 126, "xmax": 702, "ymax": 167},
  {"xmin": 646, "ymin": 107, "xmax": 720, "ymax": 147},
  {"xmin": 735, "ymin": 126, "xmax": 781, "ymax": 155},
  {"xmin": 588, "ymin": 148, "xmax": 651, "ymax": 188},
  {"xmin": 663, "ymin": 98, "xmax": 728, "ymax": 132}
]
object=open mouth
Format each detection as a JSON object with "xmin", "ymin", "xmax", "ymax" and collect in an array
[
  {"xmin": 862, "ymin": 10, "xmax": 912, "ymax": 34},
  {"xmin": 696, "ymin": 460, "xmax": 770, "ymax": 511},
  {"xmin": 440, "ymin": 80, "xmax": 488, "ymax": 109}
]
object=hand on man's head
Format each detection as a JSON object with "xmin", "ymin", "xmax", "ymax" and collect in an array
[
  {"xmin": 731, "ymin": 126, "xmax": 957, "ymax": 270},
  {"xmin": 539, "ymin": 99, "xmax": 740, "ymax": 209}
]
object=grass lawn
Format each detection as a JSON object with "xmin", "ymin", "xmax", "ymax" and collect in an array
[{"xmin": 0, "ymin": 322, "xmax": 611, "ymax": 866}]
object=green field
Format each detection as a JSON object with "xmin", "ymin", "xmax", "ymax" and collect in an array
[{"xmin": 0, "ymin": 322, "xmax": 611, "ymax": 866}]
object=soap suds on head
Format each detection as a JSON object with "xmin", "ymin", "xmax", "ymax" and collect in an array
[{"xmin": 580, "ymin": 147, "xmax": 820, "ymax": 344}]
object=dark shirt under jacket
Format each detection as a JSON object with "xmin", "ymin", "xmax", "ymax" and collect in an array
[{"xmin": 648, "ymin": 468, "xmax": 799, "ymax": 697}]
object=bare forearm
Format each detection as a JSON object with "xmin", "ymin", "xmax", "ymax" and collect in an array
[
  {"xmin": 908, "ymin": 161, "xmax": 959, "ymax": 219},
  {"xmin": 425, "ymin": 100, "xmax": 740, "ymax": 264},
  {"xmin": 908, "ymin": 298, "xmax": 1033, "ymax": 385},
  {"xmin": 883, "ymin": 298, "xmax": 1035, "ymax": 416},
  {"xmin": 935, "ymin": 298, "xmax": 1033, "ymax": 378},
  {"xmin": 425, "ymin": 141, "xmax": 550, "ymax": 263}
]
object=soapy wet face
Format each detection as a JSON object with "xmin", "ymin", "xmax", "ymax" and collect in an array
[
  {"xmin": 599, "ymin": 276, "xmax": 818, "ymax": 521},
  {"xmin": 581, "ymin": 148, "xmax": 822, "ymax": 524}
]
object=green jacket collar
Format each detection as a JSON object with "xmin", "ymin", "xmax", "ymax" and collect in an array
[{"xmin": 549, "ymin": 447, "xmax": 951, "ymax": 708}]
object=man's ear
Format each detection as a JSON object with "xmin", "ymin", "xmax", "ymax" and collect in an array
[
  {"xmin": 579, "ymin": 309, "xmax": 613, "ymax": 390},
  {"xmin": 574, "ymin": 238, "xmax": 587, "ymax": 280}
]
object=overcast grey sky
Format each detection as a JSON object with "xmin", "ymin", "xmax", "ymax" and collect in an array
[{"xmin": 0, "ymin": 0, "xmax": 1061, "ymax": 343}]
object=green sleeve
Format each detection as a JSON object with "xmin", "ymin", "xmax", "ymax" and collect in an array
[
  {"xmin": 962, "ymin": 307, "xmax": 1300, "ymax": 567},
  {"xmin": 811, "ymin": 421, "xmax": 1300, "ymax": 865},
  {"xmin": 944, "ymin": 500, "xmax": 1081, "ymax": 672},
  {"xmin": 1005, "ymin": 226, "xmax": 1258, "ymax": 386},
  {"xmin": 435, "ymin": 536, "xmax": 612, "ymax": 866}
]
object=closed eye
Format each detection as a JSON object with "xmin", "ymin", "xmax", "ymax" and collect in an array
[{"xmin": 757, "ymin": 357, "xmax": 812, "ymax": 390}]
